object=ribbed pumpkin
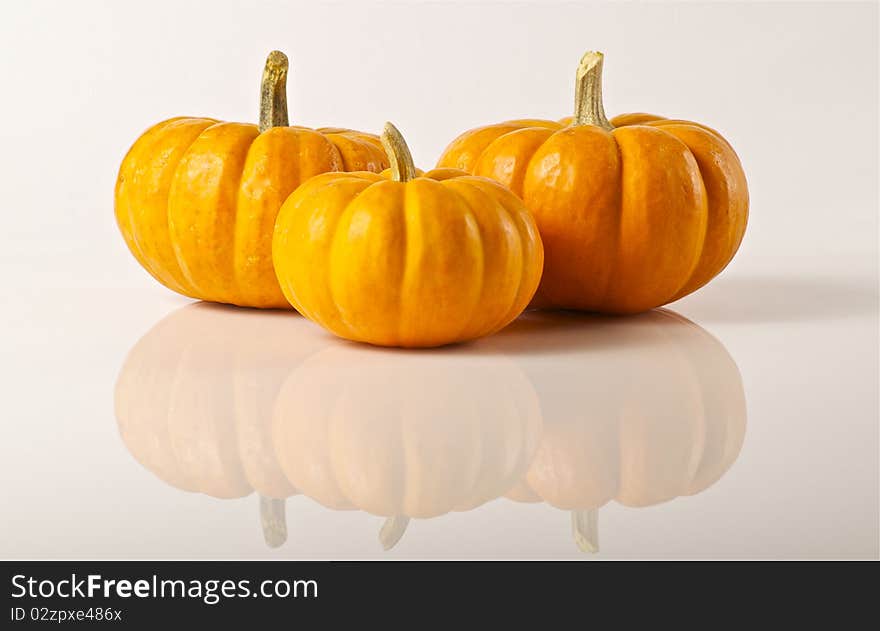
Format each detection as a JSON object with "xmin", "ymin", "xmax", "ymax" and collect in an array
[
  {"xmin": 271, "ymin": 344, "xmax": 542, "ymax": 549},
  {"xmin": 272, "ymin": 123, "xmax": 544, "ymax": 347},
  {"xmin": 496, "ymin": 309, "xmax": 746, "ymax": 552},
  {"xmin": 115, "ymin": 51, "xmax": 388, "ymax": 308},
  {"xmin": 437, "ymin": 52, "xmax": 749, "ymax": 314},
  {"xmin": 115, "ymin": 303, "xmax": 324, "ymax": 547}
]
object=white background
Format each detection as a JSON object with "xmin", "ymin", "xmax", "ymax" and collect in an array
[
  {"xmin": 0, "ymin": 0, "xmax": 876, "ymax": 289},
  {"xmin": 0, "ymin": 1, "xmax": 877, "ymax": 559}
]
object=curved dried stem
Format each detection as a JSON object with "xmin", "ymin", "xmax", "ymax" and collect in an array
[
  {"xmin": 381, "ymin": 122, "xmax": 417, "ymax": 182},
  {"xmin": 260, "ymin": 50, "xmax": 289, "ymax": 132},
  {"xmin": 573, "ymin": 51, "xmax": 613, "ymax": 130}
]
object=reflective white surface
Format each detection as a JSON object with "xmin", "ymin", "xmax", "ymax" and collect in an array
[{"xmin": 1, "ymin": 273, "xmax": 876, "ymax": 559}]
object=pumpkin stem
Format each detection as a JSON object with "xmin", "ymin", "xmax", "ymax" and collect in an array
[
  {"xmin": 259, "ymin": 495, "xmax": 287, "ymax": 548},
  {"xmin": 381, "ymin": 122, "xmax": 417, "ymax": 182},
  {"xmin": 571, "ymin": 509, "xmax": 599, "ymax": 553},
  {"xmin": 259, "ymin": 50, "xmax": 289, "ymax": 132},
  {"xmin": 379, "ymin": 515, "xmax": 410, "ymax": 550},
  {"xmin": 573, "ymin": 51, "xmax": 614, "ymax": 131}
]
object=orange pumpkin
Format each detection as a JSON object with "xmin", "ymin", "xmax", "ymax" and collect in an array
[
  {"xmin": 437, "ymin": 52, "xmax": 749, "ymax": 313},
  {"xmin": 115, "ymin": 51, "xmax": 388, "ymax": 308},
  {"xmin": 493, "ymin": 309, "xmax": 747, "ymax": 552},
  {"xmin": 272, "ymin": 123, "xmax": 544, "ymax": 347},
  {"xmin": 115, "ymin": 303, "xmax": 324, "ymax": 546}
]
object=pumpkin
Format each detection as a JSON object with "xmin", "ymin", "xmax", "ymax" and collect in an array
[
  {"xmin": 115, "ymin": 302, "xmax": 325, "ymax": 547},
  {"xmin": 115, "ymin": 51, "xmax": 388, "ymax": 308},
  {"xmin": 437, "ymin": 51, "xmax": 749, "ymax": 314},
  {"xmin": 272, "ymin": 123, "xmax": 544, "ymax": 347},
  {"xmin": 271, "ymin": 344, "xmax": 542, "ymax": 549},
  {"xmin": 492, "ymin": 309, "xmax": 746, "ymax": 552}
]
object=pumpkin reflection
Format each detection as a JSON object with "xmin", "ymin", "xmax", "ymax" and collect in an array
[
  {"xmin": 115, "ymin": 304, "xmax": 542, "ymax": 549},
  {"xmin": 491, "ymin": 310, "xmax": 746, "ymax": 551},
  {"xmin": 115, "ymin": 304, "xmax": 745, "ymax": 553},
  {"xmin": 271, "ymin": 347, "xmax": 542, "ymax": 547},
  {"xmin": 114, "ymin": 303, "xmax": 323, "ymax": 547}
]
